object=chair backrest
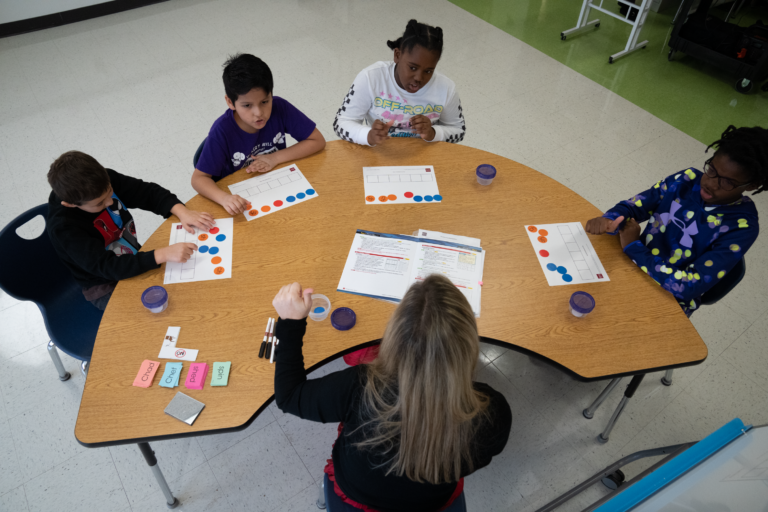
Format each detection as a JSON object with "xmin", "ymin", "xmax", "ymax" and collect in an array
[
  {"xmin": 0, "ymin": 204, "xmax": 80, "ymax": 304},
  {"xmin": 701, "ymin": 258, "xmax": 746, "ymax": 306},
  {"xmin": 193, "ymin": 138, "xmax": 206, "ymax": 168}
]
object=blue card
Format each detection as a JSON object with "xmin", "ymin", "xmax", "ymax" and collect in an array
[{"xmin": 159, "ymin": 362, "xmax": 183, "ymax": 388}]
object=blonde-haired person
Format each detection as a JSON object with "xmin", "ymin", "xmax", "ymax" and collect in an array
[{"xmin": 273, "ymin": 275, "xmax": 512, "ymax": 512}]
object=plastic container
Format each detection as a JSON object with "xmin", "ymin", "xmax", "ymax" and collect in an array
[
  {"xmin": 569, "ymin": 292, "xmax": 595, "ymax": 318},
  {"xmin": 309, "ymin": 294, "xmax": 331, "ymax": 321},
  {"xmin": 476, "ymin": 165, "xmax": 497, "ymax": 186},
  {"xmin": 331, "ymin": 307, "xmax": 357, "ymax": 331},
  {"xmin": 142, "ymin": 286, "xmax": 168, "ymax": 313}
]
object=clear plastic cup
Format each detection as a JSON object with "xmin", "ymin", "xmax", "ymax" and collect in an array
[
  {"xmin": 309, "ymin": 294, "xmax": 331, "ymax": 321},
  {"xmin": 331, "ymin": 307, "xmax": 356, "ymax": 331},
  {"xmin": 142, "ymin": 286, "xmax": 168, "ymax": 313},
  {"xmin": 569, "ymin": 292, "xmax": 595, "ymax": 318},
  {"xmin": 476, "ymin": 165, "xmax": 497, "ymax": 186}
]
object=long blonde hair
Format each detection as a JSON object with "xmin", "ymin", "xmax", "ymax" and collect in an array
[{"xmin": 355, "ymin": 273, "xmax": 489, "ymax": 484}]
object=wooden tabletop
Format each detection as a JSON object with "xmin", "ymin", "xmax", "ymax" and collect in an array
[{"xmin": 75, "ymin": 140, "xmax": 706, "ymax": 446}]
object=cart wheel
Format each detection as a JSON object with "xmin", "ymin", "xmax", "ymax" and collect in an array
[
  {"xmin": 609, "ymin": 56, "xmax": 614, "ymax": 64},
  {"xmin": 762, "ymin": 82, "xmax": 768, "ymax": 92},
  {"xmin": 595, "ymin": 22, "xmax": 600, "ymax": 28},
  {"xmin": 735, "ymin": 78, "xmax": 753, "ymax": 94},
  {"xmin": 668, "ymin": 49, "xmax": 676, "ymax": 61},
  {"xmin": 561, "ymin": 34, "xmax": 566, "ymax": 41},
  {"xmin": 601, "ymin": 470, "xmax": 626, "ymax": 490}
]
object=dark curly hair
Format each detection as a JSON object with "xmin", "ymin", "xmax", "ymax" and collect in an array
[
  {"xmin": 707, "ymin": 125, "xmax": 768, "ymax": 194},
  {"xmin": 386, "ymin": 19, "xmax": 443, "ymax": 56}
]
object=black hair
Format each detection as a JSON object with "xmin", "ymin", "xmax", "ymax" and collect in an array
[
  {"xmin": 386, "ymin": 19, "xmax": 443, "ymax": 56},
  {"xmin": 48, "ymin": 151, "xmax": 110, "ymax": 205},
  {"xmin": 222, "ymin": 53, "xmax": 273, "ymax": 103},
  {"xmin": 707, "ymin": 125, "xmax": 768, "ymax": 194}
]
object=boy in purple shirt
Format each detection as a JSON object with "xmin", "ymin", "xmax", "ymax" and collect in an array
[{"xmin": 192, "ymin": 54, "xmax": 326, "ymax": 215}]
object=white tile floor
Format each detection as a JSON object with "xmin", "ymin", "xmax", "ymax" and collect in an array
[{"xmin": 0, "ymin": 0, "xmax": 767, "ymax": 510}]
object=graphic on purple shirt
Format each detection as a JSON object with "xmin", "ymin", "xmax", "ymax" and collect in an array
[{"xmin": 196, "ymin": 96, "xmax": 316, "ymax": 178}]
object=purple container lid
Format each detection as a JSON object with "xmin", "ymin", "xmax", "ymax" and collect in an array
[
  {"xmin": 570, "ymin": 292, "xmax": 595, "ymax": 314},
  {"xmin": 141, "ymin": 286, "xmax": 168, "ymax": 309},
  {"xmin": 476, "ymin": 165, "xmax": 497, "ymax": 179},
  {"xmin": 331, "ymin": 307, "xmax": 356, "ymax": 331}
]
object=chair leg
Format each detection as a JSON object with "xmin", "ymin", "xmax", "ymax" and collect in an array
[
  {"xmin": 598, "ymin": 374, "xmax": 645, "ymax": 443},
  {"xmin": 81, "ymin": 360, "xmax": 89, "ymax": 377},
  {"xmin": 47, "ymin": 341, "xmax": 71, "ymax": 381},
  {"xmin": 317, "ymin": 478, "xmax": 326, "ymax": 509},
  {"xmin": 661, "ymin": 369, "xmax": 673, "ymax": 386},
  {"xmin": 583, "ymin": 378, "xmax": 622, "ymax": 419}
]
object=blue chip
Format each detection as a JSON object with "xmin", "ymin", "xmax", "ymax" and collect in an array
[
  {"xmin": 424, "ymin": 195, "xmax": 433, "ymax": 202},
  {"xmin": 414, "ymin": 195, "xmax": 423, "ymax": 202},
  {"xmin": 199, "ymin": 245, "xmax": 209, "ymax": 253},
  {"xmin": 306, "ymin": 189, "xmax": 315, "ymax": 195},
  {"xmin": 297, "ymin": 192, "xmax": 306, "ymax": 199},
  {"xmin": 286, "ymin": 195, "xmax": 296, "ymax": 202},
  {"xmin": 557, "ymin": 266, "xmax": 567, "ymax": 274},
  {"xmin": 433, "ymin": 195, "xmax": 443, "ymax": 201},
  {"xmin": 313, "ymin": 307, "xmax": 325, "ymax": 314},
  {"xmin": 209, "ymin": 246, "xmax": 219, "ymax": 255},
  {"xmin": 215, "ymin": 234, "xmax": 226, "ymax": 242},
  {"xmin": 562, "ymin": 274, "xmax": 573, "ymax": 282},
  {"xmin": 546, "ymin": 263, "xmax": 557, "ymax": 271}
]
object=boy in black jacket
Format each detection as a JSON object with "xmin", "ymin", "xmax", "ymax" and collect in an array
[{"xmin": 47, "ymin": 151, "xmax": 214, "ymax": 310}]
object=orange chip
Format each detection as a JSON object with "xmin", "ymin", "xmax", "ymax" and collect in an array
[
  {"xmin": 245, "ymin": 203, "xmax": 252, "ymax": 210},
  {"xmin": 198, "ymin": 234, "xmax": 208, "ymax": 241},
  {"xmin": 538, "ymin": 236, "xmax": 548, "ymax": 243},
  {"xmin": 213, "ymin": 266, "xmax": 225, "ymax": 275},
  {"xmin": 261, "ymin": 205, "xmax": 271, "ymax": 212},
  {"xmin": 387, "ymin": 194, "xmax": 397, "ymax": 201},
  {"xmin": 378, "ymin": 195, "xmax": 388, "ymax": 202},
  {"xmin": 538, "ymin": 229, "xmax": 549, "ymax": 236},
  {"xmin": 366, "ymin": 195, "xmax": 375, "ymax": 202},
  {"xmin": 527, "ymin": 226, "xmax": 538, "ymax": 232},
  {"xmin": 211, "ymin": 256, "xmax": 222, "ymax": 264},
  {"xmin": 249, "ymin": 209, "xmax": 258, "ymax": 216}
]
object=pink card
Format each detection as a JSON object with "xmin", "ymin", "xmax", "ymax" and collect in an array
[
  {"xmin": 133, "ymin": 360, "xmax": 160, "ymax": 388},
  {"xmin": 185, "ymin": 363, "xmax": 209, "ymax": 390}
]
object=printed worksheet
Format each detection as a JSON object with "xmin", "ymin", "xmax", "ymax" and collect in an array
[
  {"xmin": 525, "ymin": 223, "xmax": 609, "ymax": 286},
  {"xmin": 363, "ymin": 166, "xmax": 442, "ymax": 204},
  {"xmin": 227, "ymin": 164, "xmax": 318, "ymax": 221},
  {"xmin": 337, "ymin": 230, "xmax": 484, "ymax": 316},
  {"xmin": 164, "ymin": 218, "xmax": 233, "ymax": 284}
]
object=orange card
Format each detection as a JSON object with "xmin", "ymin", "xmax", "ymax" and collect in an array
[{"xmin": 133, "ymin": 360, "xmax": 160, "ymax": 388}]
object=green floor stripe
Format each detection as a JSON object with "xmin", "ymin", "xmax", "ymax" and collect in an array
[{"xmin": 449, "ymin": 0, "xmax": 767, "ymax": 144}]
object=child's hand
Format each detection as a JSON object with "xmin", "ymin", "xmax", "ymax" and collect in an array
[
  {"xmin": 410, "ymin": 115, "xmax": 436, "ymax": 141},
  {"xmin": 155, "ymin": 243, "xmax": 198, "ymax": 264},
  {"xmin": 221, "ymin": 194, "xmax": 249, "ymax": 215},
  {"xmin": 245, "ymin": 154, "xmax": 277, "ymax": 173},
  {"xmin": 367, "ymin": 119, "xmax": 394, "ymax": 146},
  {"xmin": 272, "ymin": 282, "xmax": 314, "ymax": 320},
  {"xmin": 619, "ymin": 218, "xmax": 641, "ymax": 249},
  {"xmin": 174, "ymin": 206, "xmax": 215, "ymax": 234},
  {"xmin": 585, "ymin": 216, "xmax": 624, "ymax": 235}
]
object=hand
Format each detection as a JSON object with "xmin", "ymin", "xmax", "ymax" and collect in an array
[
  {"xmin": 173, "ymin": 205, "xmax": 215, "ymax": 234},
  {"xmin": 367, "ymin": 119, "xmax": 394, "ymax": 146},
  {"xmin": 220, "ymin": 194, "xmax": 249, "ymax": 215},
  {"xmin": 155, "ymin": 243, "xmax": 197, "ymax": 264},
  {"xmin": 619, "ymin": 218, "xmax": 642, "ymax": 249},
  {"xmin": 585, "ymin": 216, "xmax": 624, "ymax": 235},
  {"xmin": 410, "ymin": 114, "xmax": 436, "ymax": 141},
  {"xmin": 245, "ymin": 153, "xmax": 278, "ymax": 173},
  {"xmin": 272, "ymin": 282, "xmax": 314, "ymax": 320}
]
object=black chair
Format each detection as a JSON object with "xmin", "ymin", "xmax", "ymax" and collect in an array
[{"xmin": 0, "ymin": 205, "xmax": 104, "ymax": 380}]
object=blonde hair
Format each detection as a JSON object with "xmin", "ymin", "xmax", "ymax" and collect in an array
[{"xmin": 355, "ymin": 274, "xmax": 489, "ymax": 484}]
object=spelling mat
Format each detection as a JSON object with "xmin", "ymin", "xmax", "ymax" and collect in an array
[
  {"xmin": 363, "ymin": 165, "xmax": 442, "ymax": 204},
  {"xmin": 164, "ymin": 218, "xmax": 233, "ymax": 284},
  {"xmin": 227, "ymin": 164, "xmax": 318, "ymax": 221},
  {"xmin": 525, "ymin": 223, "xmax": 609, "ymax": 286}
]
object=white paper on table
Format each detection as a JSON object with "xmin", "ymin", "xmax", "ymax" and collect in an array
[
  {"xmin": 337, "ymin": 230, "xmax": 484, "ymax": 316},
  {"xmin": 164, "ymin": 218, "xmax": 233, "ymax": 285},
  {"xmin": 413, "ymin": 229, "xmax": 481, "ymax": 247},
  {"xmin": 363, "ymin": 166, "xmax": 441, "ymax": 205},
  {"xmin": 524, "ymin": 222, "xmax": 609, "ymax": 286},
  {"xmin": 158, "ymin": 326, "xmax": 198, "ymax": 361},
  {"xmin": 227, "ymin": 164, "xmax": 318, "ymax": 221}
]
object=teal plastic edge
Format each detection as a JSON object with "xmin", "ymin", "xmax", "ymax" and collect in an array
[{"xmin": 595, "ymin": 418, "xmax": 752, "ymax": 512}]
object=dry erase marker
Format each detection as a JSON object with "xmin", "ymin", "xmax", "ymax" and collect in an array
[
  {"xmin": 258, "ymin": 318, "xmax": 271, "ymax": 358},
  {"xmin": 269, "ymin": 336, "xmax": 277, "ymax": 364},
  {"xmin": 265, "ymin": 318, "xmax": 274, "ymax": 359}
]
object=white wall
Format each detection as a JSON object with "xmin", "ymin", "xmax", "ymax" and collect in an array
[{"xmin": 0, "ymin": 0, "xmax": 111, "ymax": 25}]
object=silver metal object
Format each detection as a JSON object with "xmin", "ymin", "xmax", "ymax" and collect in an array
[
  {"xmin": 583, "ymin": 378, "xmax": 622, "ymax": 419},
  {"xmin": 47, "ymin": 340, "xmax": 71, "ymax": 381}
]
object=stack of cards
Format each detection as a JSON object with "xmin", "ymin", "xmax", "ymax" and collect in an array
[
  {"xmin": 164, "ymin": 392, "xmax": 205, "ymax": 425},
  {"xmin": 159, "ymin": 362, "xmax": 183, "ymax": 388}
]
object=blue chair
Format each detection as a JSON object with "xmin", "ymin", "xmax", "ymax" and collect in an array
[
  {"xmin": 0, "ymin": 205, "xmax": 104, "ymax": 380},
  {"xmin": 193, "ymin": 138, "xmax": 206, "ymax": 168}
]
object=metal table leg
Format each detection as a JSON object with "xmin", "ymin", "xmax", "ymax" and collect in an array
[
  {"xmin": 138, "ymin": 442, "xmax": 180, "ymax": 509},
  {"xmin": 583, "ymin": 378, "xmax": 622, "ymax": 419},
  {"xmin": 661, "ymin": 369, "xmax": 673, "ymax": 386},
  {"xmin": 598, "ymin": 374, "xmax": 645, "ymax": 443}
]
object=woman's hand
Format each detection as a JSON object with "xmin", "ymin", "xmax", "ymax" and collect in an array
[{"xmin": 272, "ymin": 282, "xmax": 314, "ymax": 320}]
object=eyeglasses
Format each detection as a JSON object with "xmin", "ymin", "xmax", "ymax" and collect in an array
[{"xmin": 703, "ymin": 159, "xmax": 751, "ymax": 191}]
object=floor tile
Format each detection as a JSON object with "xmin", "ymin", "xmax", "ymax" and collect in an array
[
  {"xmin": 127, "ymin": 461, "xmax": 233, "ymax": 512},
  {"xmin": 269, "ymin": 482, "xmax": 322, "ymax": 512},
  {"xmin": 0, "ymin": 485, "xmax": 29, "ymax": 512},
  {"xmin": 0, "ymin": 301, "xmax": 52, "ymax": 361},
  {"xmin": 273, "ymin": 405, "xmax": 340, "ymax": 483},
  {"xmin": 0, "ymin": 419, "xmax": 25, "ymax": 495},
  {"xmin": 196, "ymin": 406, "xmax": 276, "ymax": 460}
]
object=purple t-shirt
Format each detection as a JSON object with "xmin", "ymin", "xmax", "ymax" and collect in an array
[{"xmin": 196, "ymin": 96, "xmax": 316, "ymax": 178}]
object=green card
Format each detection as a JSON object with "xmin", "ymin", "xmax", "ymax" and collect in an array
[{"xmin": 210, "ymin": 362, "xmax": 231, "ymax": 387}]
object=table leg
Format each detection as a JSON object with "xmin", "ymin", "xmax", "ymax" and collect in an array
[
  {"xmin": 597, "ymin": 374, "xmax": 645, "ymax": 443},
  {"xmin": 661, "ymin": 369, "xmax": 674, "ymax": 386},
  {"xmin": 137, "ymin": 442, "xmax": 180, "ymax": 509},
  {"xmin": 583, "ymin": 378, "xmax": 622, "ymax": 419}
]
